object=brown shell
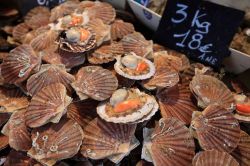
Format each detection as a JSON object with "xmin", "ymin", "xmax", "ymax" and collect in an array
[
  {"xmin": 231, "ymin": 131, "xmax": 250, "ymax": 166},
  {"xmin": 12, "ymin": 23, "xmax": 30, "ymax": 42},
  {"xmin": 0, "ymin": 87, "xmax": 29, "ymax": 113},
  {"xmin": 25, "ymin": 13, "xmax": 50, "ymax": 30},
  {"xmin": 25, "ymin": 6, "xmax": 50, "ymax": 24},
  {"xmin": 150, "ymin": 118, "xmax": 195, "ymax": 166},
  {"xmin": 25, "ymin": 83, "xmax": 72, "ymax": 128},
  {"xmin": 164, "ymin": 49, "xmax": 190, "ymax": 71},
  {"xmin": 81, "ymin": 118, "xmax": 136, "ymax": 160},
  {"xmin": 1, "ymin": 44, "xmax": 41, "ymax": 84},
  {"xmin": 0, "ymin": 134, "xmax": 8, "ymax": 151},
  {"xmin": 153, "ymin": 44, "xmax": 166, "ymax": 52},
  {"xmin": 193, "ymin": 149, "xmax": 239, "ymax": 166},
  {"xmin": 190, "ymin": 75, "xmax": 235, "ymax": 109},
  {"xmin": 26, "ymin": 64, "xmax": 75, "ymax": 96},
  {"xmin": 109, "ymin": 67, "xmax": 135, "ymax": 88},
  {"xmin": 191, "ymin": 104, "xmax": 240, "ymax": 152},
  {"xmin": 28, "ymin": 118, "xmax": 83, "ymax": 166},
  {"xmin": 111, "ymin": 19, "xmax": 135, "ymax": 41},
  {"xmin": 136, "ymin": 160, "xmax": 154, "ymax": 166},
  {"xmin": 77, "ymin": 1, "xmax": 95, "ymax": 12},
  {"xmin": 87, "ymin": 42, "xmax": 124, "ymax": 64},
  {"xmin": 157, "ymin": 84, "xmax": 197, "ymax": 125},
  {"xmin": 0, "ymin": 52, "xmax": 8, "ymax": 61},
  {"xmin": 0, "ymin": 113, "xmax": 10, "ymax": 127},
  {"xmin": 72, "ymin": 66, "xmax": 118, "ymax": 101},
  {"xmin": 121, "ymin": 32, "xmax": 153, "ymax": 57}
]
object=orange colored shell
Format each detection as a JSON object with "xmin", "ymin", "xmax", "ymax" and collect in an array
[
  {"xmin": 12, "ymin": 23, "xmax": 31, "ymax": 42},
  {"xmin": 0, "ymin": 134, "xmax": 8, "ymax": 151},
  {"xmin": 72, "ymin": 66, "xmax": 118, "ymax": 101},
  {"xmin": 25, "ymin": 83, "xmax": 72, "ymax": 128},
  {"xmin": 26, "ymin": 64, "xmax": 75, "ymax": 96},
  {"xmin": 81, "ymin": 118, "xmax": 136, "ymax": 159},
  {"xmin": 25, "ymin": 6, "xmax": 50, "ymax": 23},
  {"xmin": 150, "ymin": 118, "xmax": 195, "ymax": 166},
  {"xmin": 193, "ymin": 150, "xmax": 239, "ymax": 166},
  {"xmin": 190, "ymin": 75, "xmax": 235, "ymax": 109},
  {"xmin": 157, "ymin": 84, "xmax": 197, "ymax": 125},
  {"xmin": 191, "ymin": 104, "xmax": 240, "ymax": 152},
  {"xmin": 1, "ymin": 44, "xmax": 41, "ymax": 84},
  {"xmin": 153, "ymin": 44, "xmax": 166, "ymax": 52},
  {"xmin": 231, "ymin": 131, "xmax": 250, "ymax": 166},
  {"xmin": 28, "ymin": 118, "xmax": 83, "ymax": 166},
  {"xmin": 111, "ymin": 19, "xmax": 135, "ymax": 41}
]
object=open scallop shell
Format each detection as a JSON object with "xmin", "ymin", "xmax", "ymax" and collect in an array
[
  {"xmin": 156, "ymin": 84, "xmax": 197, "ymax": 125},
  {"xmin": 12, "ymin": 23, "xmax": 31, "ymax": 42},
  {"xmin": 190, "ymin": 75, "xmax": 235, "ymax": 110},
  {"xmin": 111, "ymin": 19, "xmax": 135, "ymax": 41},
  {"xmin": 0, "ymin": 134, "xmax": 8, "ymax": 151},
  {"xmin": 193, "ymin": 149, "xmax": 239, "ymax": 166},
  {"xmin": 191, "ymin": 104, "xmax": 241, "ymax": 152},
  {"xmin": 1, "ymin": 44, "xmax": 41, "ymax": 84},
  {"xmin": 114, "ymin": 53, "xmax": 155, "ymax": 80},
  {"xmin": 97, "ymin": 88, "xmax": 159, "ymax": 124},
  {"xmin": 121, "ymin": 32, "xmax": 153, "ymax": 58},
  {"xmin": 71, "ymin": 66, "xmax": 118, "ymax": 101},
  {"xmin": 146, "ymin": 118, "xmax": 195, "ymax": 166},
  {"xmin": 25, "ymin": 83, "xmax": 72, "ymax": 128},
  {"xmin": 28, "ymin": 118, "xmax": 83, "ymax": 166},
  {"xmin": 87, "ymin": 42, "xmax": 124, "ymax": 64},
  {"xmin": 81, "ymin": 118, "xmax": 136, "ymax": 160},
  {"xmin": 231, "ymin": 131, "xmax": 250, "ymax": 166},
  {"xmin": 27, "ymin": 64, "xmax": 75, "ymax": 96}
]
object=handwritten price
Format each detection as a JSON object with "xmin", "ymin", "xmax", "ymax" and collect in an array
[{"xmin": 37, "ymin": 0, "xmax": 65, "ymax": 6}]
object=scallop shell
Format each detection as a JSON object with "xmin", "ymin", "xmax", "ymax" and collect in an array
[
  {"xmin": 121, "ymin": 32, "xmax": 153, "ymax": 57},
  {"xmin": 0, "ymin": 87, "xmax": 29, "ymax": 113},
  {"xmin": 0, "ymin": 134, "xmax": 8, "ymax": 151},
  {"xmin": 0, "ymin": 113, "xmax": 10, "ymax": 127},
  {"xmin": 111, "ymin": 19, "xmax": 135, "ymax": 41},
  {"xmin": 28, "ymin": 118, "xmax": 83, "ymax": 166},
  {"xmin": 86, "ymin": 18, "xmax": 111, "ymax": 46},
  {"xmin": 190, "ymin": 75, "xmax": 235, "ymax": 109},
  {"xmin": 72, "ymin": 66, "xmax": 118, "ymax": 101},
  {"xmin": 1, "ymin": 44, "xmax": 41, "ymax": 84},
  {"xmin": 136, "ymin": 160, "xmax": 154, "ymax": 166},
  {"xmin": 81, "ymin": 118, "xmax": 136, "ymax": 159},
  {"xmin": 25, "ymin": 83, "xmax": 72, "ymax": 128},
  {"xmin": 87, "ymin": 42, "xmax": 124, "ymax": 64},
  {"xmin": 114, "ymin": 53, "xmax": 156, "ymax": 80},
  {"xmin": 231, "ymin": 131, "xmax": 250, "ymax": 166},
  {"xmin": 25, "ymin": 13, "xmax": 50, "ymax": 30},
  {"xmin": 0, "ymin": 52, "xmax": 8, "ymax": 61},
  {"xmin": 12, "ymin": 23, "xmax": 30, "ymax": 42},
  {"xmin": 157, "ymin": 84, "xmax": 197, "ymax": 125},
  {"xmin": 148, "ymin": 118, "xmax": 195, "ymax": 166},
  {"xmin": 193, "ymin": 149, "xmax": 239, "ymax": 166},
  {"xmin": 234, "ymin": 113, "xmax": 250, "ymax": 122},
  {"xmin": 26, "ymin": 64, "xmax": 75, "ymax": 96},
  {"xmin": 191, "ymin": 104, "xmax": 240, "ymax": 152},
  {"xmin": 24, "ymin": 6, "xmax": 50, "ymax": 24},
  {"xmin": 153, "ymin": 44, "xmax": 166, "ymax": 52}
]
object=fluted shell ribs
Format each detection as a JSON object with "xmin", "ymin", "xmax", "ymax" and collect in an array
[
  {"xmin": 114, "ymin": 53, "xmax": 156, "ymax": 80},
  {"xmin": 145, "ymin": 118, "xmax": 195, "ymax": 166},
  {"xmin": 97, "ymin": 88, "xmax": 159, "ymax": 124},
  {"xmin": 111, "ymin": 19, "xmax": 135, "ymax": 41},
  {"xmin": 190, "ymin": 75, "xmax": 235, "ymax": 110},
  {"xmin": 191, "ymin": 104, "xmax": 240, "ymax": 152},
  {"xmin": 28, "ymin": 118, "xmax": 83, "ymax": 166},
  {"xmin": 26, "ymin": 64, "xmax": 75, "ymax": 96},
  {"xmin": 193, "ymin": 149, "xmax": 239, "ymax": 166},
  {"xmin": 81, "ymin": 118, "xmax": 136, "ymax": 160},
  {"xmin": 72, "ymin": 66, "xmax": 118, "ymax": 101},
  {"xmin": 25, "ymin": 6, "xmax": 50, "ymax": 24},
  {"xmin": 0, "ymin": 87, "xmax": 29, "ymax": 113},
  {"xmin": 231, "ymin": 131, "xmax": 250, "ymax": 166},
  {"xmin": 121, "ymin": 32, "xmax": 153, "ymax": 57},
  {"xmin": 1, "ymin": 44, "xmax": 41, "ymax": 84},
  {"xmin": 157, "ymin": 84, "xmax": 197, "ymax": 125},
  {"xmin": 25, "ymin": 83, "xmax": 72, "ymax": 128},
  {"xmin": 88, "ymin": 42, "xmax": 124, "ymax": 64},
  {"xmin": 12, "ymin": 23, "xmax": 31, "ymax": 42}
]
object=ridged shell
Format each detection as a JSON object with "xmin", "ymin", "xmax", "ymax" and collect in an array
[
  {"xmin": 150, "ymin": 118, "xmax": 195, "ymax": 166},
  {"xmin": 86, "ymin": 19, "xmax": 111, "ymax": 46},
  {"xmin": 72, "ymin": 66, "xmax": 118, "ymax": 101},
  {"xmin": 193, "ymin": 150, "xmax": 239, "ymax": 166},
  {"xmin": 27, "ymin": 64, "xmax": 75, "ymax": 96},
  {"xmin": 28, "ymin": 118, "xmax": 83, "ymax": 166},
  {"xmin": 81, "ymin": 118, "xmax": 136, "ymax": 159},
  {"xmin": 0, "ymin": 87, "xmax": 29, "ymax": 113},
  {"xmin": 109, "ymin": 66, "xmax": 135, "ymax": 88},
  {"xmin": 12, "ymin": 23, "xmax": 30, "ymax": 42},
  {"xmin": 88, "ymin": 42, "xmax": 124, "ymax": 64},
  {"xmin": 24, "ymin": 6, "xmax": 50, "ymax": 24},
  {"xmin": 231, "ymin": 131, "xmax": 250, "ymax": 166},
  {"xmin": 121, "ymin": 32, "xmax": 153, "ymax": 57},
  {"xmin": 157, "ymin": 84, "xmax": 197, "ymax": 125},
  {"xmin": 111, "ymin": 19, "xmax": 135, "ymax": 41},
  {"xmin": 0, "ymin": 134, "xmax": 8, "ymax": 151},
  {"xmin": 234, "ymin": 113, "xmax": 250, "ymax": 122},
  {"xmin": 0, "ymin": 113, "xmax": 10, "ymax": 127},
  {"xmin": 190, "ymin": 75, "xmax": 235, "ymax": 109},
  {"xmin": 1, "ymin": 44, "xmax": 41, "ymax": 84},
  {"xmin": 153, "ymin": 44, "xmax": 166, "ymax": 52},
  {"xmin": 191, "ymin": 104, "xmax": 241, "ymax": 152},
  {"xmin": 25, "ymin": 83, "xmax": 72, "ymax": 128},
  {"xmin": 26, "ymin": 13, "xmax": 50, "ymax": 30}
]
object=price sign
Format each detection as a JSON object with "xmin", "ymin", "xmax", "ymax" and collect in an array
[{"xmin": 154, "ymin": 0, "xmax": 245, "ymax": 67}]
